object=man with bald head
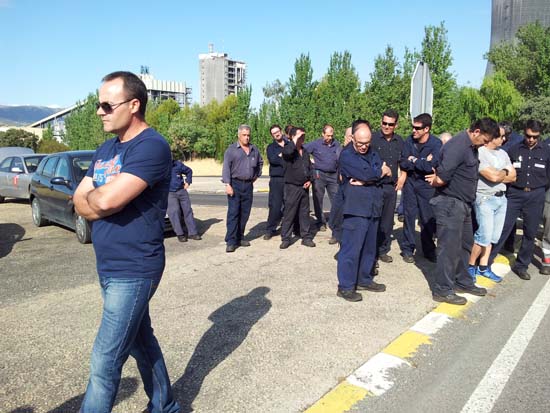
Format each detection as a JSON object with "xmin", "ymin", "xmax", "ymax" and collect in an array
[{"xmin": 336, "ymin": 121, "xmax": 391, "ymax": 302}]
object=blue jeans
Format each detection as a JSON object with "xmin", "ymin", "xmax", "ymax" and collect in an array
[
  {"xmin": 473, "ymin": 193, "xmax": 507, "ymax": 246},
  {"xmin": 81, "ymin": 277, "xmax": 179, "ymax": 413}
]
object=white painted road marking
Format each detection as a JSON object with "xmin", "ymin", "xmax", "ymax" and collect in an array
[{"xmin": 461, "ymin": 277, "xmax": 550, "ymax": 413}]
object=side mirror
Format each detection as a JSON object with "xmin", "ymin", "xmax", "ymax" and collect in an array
[
  {"xmin": 10, "ymin": 167, "xmax": 23, "ymax": 173},
  {"xmin": 50, "ymin": 177, "xmax": 71, "ymax": 187}
]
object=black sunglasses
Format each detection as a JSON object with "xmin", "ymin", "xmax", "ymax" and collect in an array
[
  {"xmin": 96, "ymin": 99, "xmax": 132, "ymax": 113},
  {"xmin": 382, "ymin": 121, "xmax": 396, "ymax": 127},
  {"xmin": 412, "ymin": 125, "xmax": 425, "ymax": 131},
  {"xmin": 525, "ymin": 133, "xmax": 540, "ymax": 140}
]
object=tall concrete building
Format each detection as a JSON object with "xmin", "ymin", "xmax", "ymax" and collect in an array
[
  {"xmin": 138, "ymin": 67, "xmax": 192, "ymax": 108},
  {"xmin": 487, "ymin": 0, "xmax": 550, "ymax": 73},
  {"xmin": 199, "ymin": 44, "xmax": 246, "ymax": 106}
]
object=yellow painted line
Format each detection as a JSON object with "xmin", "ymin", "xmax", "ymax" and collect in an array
[
  {"xmin": 305, "ymin": 381, "xmax": 371, "ymax": 413},
  {"xmin": 494, "ymin": 254, "xmax": 511, "ymax": 266},
  {"xmin": 257, "ymin": 188, "xmax": 269, "ymax": 192},
  {"xmin": 432, "ymin": 302, "xmax": 471, "ymax": 318},
  {"xmin": 476, "ymin": 276, "xmax": 497, "ymax": 289},
  {"xmin": 382, "ymin": 330, "xmax": 431, "ymax": 359}
]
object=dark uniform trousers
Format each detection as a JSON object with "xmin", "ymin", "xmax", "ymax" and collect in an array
[
  {"xmin": 266, "ymin": 176, "xmax": 284, "ymax": 234},
  {"xmin": 225, "ymin": 179, "xmax": 253, "ymax": 246},
  {"xmin": 377, "ymin": 184, "xmax": 397, "ymax": 256},
  {"xmin": 312, "ymin": 171, "xmax": 338, "ymax": 225},
  {"xmin": 401, "ymin": 179, "xmax": 436, "ymax": 257},
  {"xmin": 490, "ymin": 186, "xmax": 545, "ymax": 270},
  {"xmin": 281, "ymin": 184, "xmax": 311, "ymax": 241},
  {"xmin": 337, "ymin": 215, "xmax": 379, "ymax": 291},
  {"xmin": 328, "ymin": 184, "xmax": 344, "ymax": 241},
  {"xmin": 167, "ymin": 188, "xmax": 198, "ymax": 236},
  {"xmin": 430, "ymin": 195, "xmax": 477, "ymax": 296}
]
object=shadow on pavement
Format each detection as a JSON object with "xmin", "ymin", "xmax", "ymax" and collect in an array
[
  {"xmin": 9, "ymin": 377, "xmax": 139, "ymax": 413},
  {"xmin": 172, "ymin": 286, "xmax": 272, "ymax": 413},
  {"xmin": 195, "ymin": 217, "xmax": 223, "ymax": 235},
  {"xmin": 0, "ymin": 223, "xmax": 26, "ymax": 259}
]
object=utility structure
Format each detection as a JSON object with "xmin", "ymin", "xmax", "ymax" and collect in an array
[
  {"xmin": 487, "ymin": 0, "xmax": 550, "ymax": 74},
  {"xmin": 199, "ymin": 43, "xmax": 246, "ymax": 106}
]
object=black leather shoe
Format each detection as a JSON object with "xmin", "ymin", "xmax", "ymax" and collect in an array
[
  {"xmin": 402, "ymin": 254, "xmax": 415, "ymax": 264},
  {"xmin": 455, "ymin": 285, "xmax": 487, "ymax": 296},
  {"xmin": 540, "ymin": 266, "xmax": 550, "ymax": 275},
  {"xmin": 263, "ymin": 233, "xmax": 273, "ymax": 240},
  {"xmin": 318, "ymin": 224, "xmax": 327, "ymax": 232},
  {"xmin": 356, "ymin": 281, "xmax": 386, "ymax": 292},
  {"xmin": 188, "ymin": 234, "xmax": 202, "ymax": 240},
  {"xmin": 226, "ymin": 244, "xmax": 237, "ymax": 253},
  {"xmin": 398, "ymin": 214, "xmax": 404, "ymax": 223},
  {"xmin": 279, "ymin": 241, "xmax": 290, "ymax": 249},
  {"xmin": 328, "ymin": 237, "xmax": 339, "ymax": 245},
  {"xmin": 337, "ymin": 289, "xmax": 362, "ymax": 302},
  {"xmin": 379, "ymin": 254, "xmax": 393, "ymax": 263},
  {"xmin": 302, "ymin": 239, "xmax": 316, "ymax": 247},
  {"xmin": 512, "ymin": 266, "xmax": 531, "ymax": 280},
  {"xmin": 239, "ymin": 240, "xmax": 251, "ymax": 247},
  {"xmin": 432, "ymin": 293, "xmax": 467, "ymax": 305},
  {"xmin": 177, "ymin": 235, "xmax": 188, "ymax": 242}
]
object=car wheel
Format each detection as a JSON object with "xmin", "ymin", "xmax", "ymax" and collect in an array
[
  {"xmin": 75, "ymin": 214, "xmax": 91, "ymax": 244},
  {"xmin": 31, "ymin": 197, "xmax": 48, "ymax": 227}
]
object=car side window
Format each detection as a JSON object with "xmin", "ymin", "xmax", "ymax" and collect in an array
[
  {"xmin": 0, "ymin": 157, "xmax": 13, "ymax": 172},
  {"xmin": 54, "ymin": 158, "xmax": 70, "ymax": 180},
  {"xmin": 12, "ymin": 157, "xmax": 24, "ymax": 171},
  {"xmin": 42, "ymin": 157, "xmax": 59, "ymax": 178}
]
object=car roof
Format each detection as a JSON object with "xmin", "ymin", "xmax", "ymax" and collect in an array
[{"xmin": 43, "ymin": 150, "xmax": 95, "ymax": 157}]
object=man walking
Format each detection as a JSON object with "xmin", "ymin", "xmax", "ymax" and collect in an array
[
  {"xmin": 222, "ymin": 125, "xmax": 264, "ymax": 252},
  {"xmin": 399, "ymin": 113, "xmax": 441, "ymax": 263},
  {"xmin": 167, "ymin": 159, "xmax": 202, "ymax": 242},
  {"xmin": 371, "ymin": 109, "xmax": 406, "ymax": 262},
  {"xmin": 304, "ymin": 124, "xmax": 341, "ymax": 231},
  {"xmin": 426, "ymin": 118, "xmax": 500, "ymax": 305},
  {"xmin": 336, "ymin": 122, "xmax": 390, "ymax": 302},
  {"xmin": 74, "ymin": 71, "xmax": 179, "ymax": 412},
  {"xmin": 264, "ymin": 124, "xmax": 286, "ymax": 240}
]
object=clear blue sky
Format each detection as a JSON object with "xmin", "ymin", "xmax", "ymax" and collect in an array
[{"xmin": 1, "ymin": 0, "xmax": 491, "ymax": 110}]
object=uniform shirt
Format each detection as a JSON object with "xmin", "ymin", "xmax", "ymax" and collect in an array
[
  {"xmin": 372, "ymin": 131, "xmax": 404, "ymax": 184},
  {"xmin": 303, "ymin": 138, "xmax": 341, "ymax": 173},
  {"xmin": 266, "ymin": 139, "xmax": 286, "ymax": 177},
  {"xmin": 340, "ymin": 147, "xmax": 383, "ymax": 218},
  {"xmin": 477, "ymin": 146, "xmax": 512, "ymax": 195},
  {"xmin": 435, "ymin": 130, "xmax": 479, "ymax": 204},
  {"xmin": 502, "ymin": 131, "xmax": 523, "ymax": 153},
  {"xmin": 221, "ymin": 142, "xmax": 263, "ymax": 184},
  {"xmin": 86, "ymin": 128, "xmax": 171, "ymax": 279},
  {"xmin": 399, "ymin": 134, "xmax": 442, "ymax": 180},
  {"xmin": 169, "ymin": 160, "xmax": 193, "ymax": 192},
  {"xmin": 508, "ymin": 140, "xmax": 550, "ymax": 190},
  {"xmin": 282, "ymin": 140, "xmax": 312, "ymax": 185}
]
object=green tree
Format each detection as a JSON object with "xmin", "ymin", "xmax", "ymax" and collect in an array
[
  {"xmin": 480, "ymin": 71, "xmax": 524, "ymax": 121},
  {"xmin": 145, "ymin": 98, "xmax": 181, "ymax": 142},
  {"xmin": 64, "ymin": 93, "xmax": 111, "ymax": 149},
  {"xmin": 517, "ymin": 96, "xmax": 550, "ymax": 133},
  {"xmin": 37, "ymin": 125, "xmax": 70, "ymax": 153},
  {"xmin": 487, "ymin": 22, "xmax": 550, "ymax": 97},
  {"xmin": 0, "ymin": 128, "xmax": 39, "ymax": 150}
]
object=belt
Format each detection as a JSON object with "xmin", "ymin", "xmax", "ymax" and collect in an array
[
  {"xmin": 494, "ymin": 191, "xmax": 505, "ymax": 197},
  {"xmin": 512, "ymin": 186, "xmax": 539, "ymax": 192},
  {"xmin": 233, "ymin": 178, "xmax": 253, "ymax": 183}
]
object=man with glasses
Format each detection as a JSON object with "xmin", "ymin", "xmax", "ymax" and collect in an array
[
  {"xmin": 74, "ymin": 71, "xmax": 180, "ymax": 413},
  {"xmin": 222, "ymin": 125, "xmax": 264, "ymax": 253},
  {"xmin": 304, "ymin": 124, "xmax": 341, "ymax": 232},
  {"xmin": 399, "ymin": 113, "xmax": 441, "ymax": 264},
  {"xmin": 336, "ymin": 122, "xmax": 391, "ymax": 302},
  {"xmin": 489, "ymin": 119, "xmax": 550, "ymax": 280},
  {"xmin": 467, "ymin": 125, "xmax": 516, "ymax": 282},
  {"xmin": 372, "ymin": 109, "xmax": 406, "ymax": 263},
  {"xmin": 264, "ymin": 124, "xmax": 286, "ymax": 240},
  {"xmin": 426, "ymin": 118, "xmax": 500, "ymax": 305}
]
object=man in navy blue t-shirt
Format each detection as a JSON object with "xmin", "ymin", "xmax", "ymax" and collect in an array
[{"xmin": 74, "ymin": 71, "xmax": 179, "ymax": 413}]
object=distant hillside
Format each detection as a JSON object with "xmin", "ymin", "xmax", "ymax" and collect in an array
[{"xmin": 0, "ymin": 105, "xmax": 62, "ymax": 126}]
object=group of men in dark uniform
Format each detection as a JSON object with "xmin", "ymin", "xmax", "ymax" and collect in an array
[{"xmin": 219, "ymin": 115, "xmax": 550, "ymax": 305}]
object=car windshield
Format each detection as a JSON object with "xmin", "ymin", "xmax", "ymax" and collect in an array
[
  {"xmin": 24, "ymin": 156, "xmax": 46, "ymax": 173},
  {"xmin": 71, "ymin": 155, "xmax": 93, "ymax": 183}
]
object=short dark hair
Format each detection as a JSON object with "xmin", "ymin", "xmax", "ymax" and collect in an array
[
  {"xmin": 525, "ymin": 119, "xmax": 543, "ymax": 133},
  {"xmin": 470, "ymin": 117, "xmax": 500, "ymax": 139},
  {"xmin": 413, "ymin": 113, "xmax": 432, "ymax": 129},
  {"xmin": 284, "ymin": 124, "xmax": 294, "ymax": 136},
  {"xmin": 289, "ymin": 127, "xmax": 305, "ymax": 138},
  {"xmin": 269, "ymin": 124, "xmax": 282, "ymax": 134},
  {"xmin": 102, "ymin": 71, "xmax": 148, "ymax": 117},
  {"xmin": 382, "ymin": 109, "xmax": 399, "ymax": 122},
  {"xmin": 322, "ymin": 124, "xmax": 334, "ymax": 134},
  {"xmin": 351, "ymin": 119, "xmax": 370, "ymax": 134},
  {"xmin": 498, "ymin": 121, "xmax": 513, "ymax": 138}
]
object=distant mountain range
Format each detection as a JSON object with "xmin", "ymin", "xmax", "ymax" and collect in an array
[{"xmin": 0, "ymin": 105, "xmax": 62, "ymax": 127}]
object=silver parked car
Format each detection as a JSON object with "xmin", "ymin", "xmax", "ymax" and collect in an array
[{"xmin": 0, "ymin": 153, "xmax": 47, "ymax": 202}]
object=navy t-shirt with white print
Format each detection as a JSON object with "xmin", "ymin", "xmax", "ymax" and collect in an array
[{"xmin": 86, "ymin": 128, "xmax": 171, "ymax": 279}]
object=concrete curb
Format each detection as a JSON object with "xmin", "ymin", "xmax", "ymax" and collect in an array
[{"xmin": 304, "ymin": 254, "xmax": 513, "ymax": 412}]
